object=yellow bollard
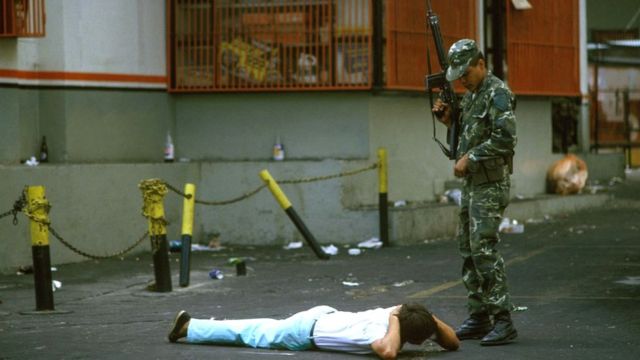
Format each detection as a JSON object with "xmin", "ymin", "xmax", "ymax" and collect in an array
[
  {"xmin": 378, "ymin": 148, "xmax": 389, "ymax": 246},
  {"xmin": 260, "ymin": 170, "xmax": 329, "ymax": 260},
  {"xmin": 179, "ymin": 183, "xmax": 196, "ymax": 287},
  {"xmin": 26, "ymin": 186, "xmax": 55, "ymax": 311},
  {"xmin": 139, "ymin": 179, "xmax": 172, "ymax": 292}
]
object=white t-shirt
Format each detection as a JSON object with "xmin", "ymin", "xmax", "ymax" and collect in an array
[{"xmin": 312, "ymin": 306, "xmax": 394, "ymax": 354}]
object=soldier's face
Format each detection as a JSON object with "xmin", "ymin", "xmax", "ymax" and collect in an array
[{"xmin": 459, "ymin": 59, "xmax": 486, "ymax": 92}]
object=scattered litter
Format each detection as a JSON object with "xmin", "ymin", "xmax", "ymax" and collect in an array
[
  {"xmin": 585, "ymin": 184, "xmax": 606, "ymax": 194},
  {"xmin": 546, "ymin": 154, "xmax": 588, "ymax": 195},
  {"xmin": 227, "ymin": 258, "xmax": 248, "ymax": 276},
  {"xmin": 322, "ymin": 245, "xmax": 338, "ymax": 256},
  {"xmin": 52, "ymin": 280, "xmax": 62, "ymax": 292},
  {"xmin": 169, "ymin": 240, "xmax": 182, "ymax": 252},
  {"xmin": 513, "ymin": 305, "xmax": 528, "ymax": 312},
  {"xmin": 25, "ymin": 156, "xmax": 39, "ymax": 167},
  {"xmin": 342, "ymin": 281, "xmax": 360, "ymax": 287},
  {"xmin": 393, "ymin": 200, "xmax": 407, "ymax": 207},
  {"xmin": 526, "ymin": 215, "xmax": 551, "ymax": 224},
  {"xmin": 236, "ymin": 261, "xmax": 247, "ymax": 276},
  {"xmin": 348, "ymin": 248, "xmax": 362, "ymax": 256},
  {"xmin": 444, "ymin": 189, "xmax": 462, "ymax": 206},
  {"xmin": 568, "ymin": 225, "xmax": 596, "ymax": 234},
  {"xmin": 283, "ymin": 241, "xmax": 303, "ymax": 250},
  {"xmin": 515, "ymin": 194, "xmax": 527, "ymax": 200},
  {"xmin": 16, "ymin": 265, "xmax": 33, "ymax": 275},
  {"xmin": 615, "ymin": 276, "xmax": 640, "ymax": 286},
  {"xmin": 209, "ymin": 269, "xmax": 224, "ymax": 280},
  {"xmin": 499, "ymin": 218, "xmax": 524, "ymax": 233},
  {"xmin": 358, "ymin": 237, "xmax": 383, "ymax": 249},
  {"xmin": 208, "ymin": 233, "xmax": 222, "ymax": 249},
  {"xmin": 51, "ymin": 267, "xmax": 57, "ymax": 272},
  {"xmin": 192, "ymin": 244, "xmax": 225, "ymax": 252},
  {"xmin": 392, "ymin": 280, "xmax": 414, "ymax": 287},
  {"xmin": 608, "ymin": 177, "xmax": 623, "ymax": 186}
]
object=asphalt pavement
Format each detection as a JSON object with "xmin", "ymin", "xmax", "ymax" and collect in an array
[{"xmin": 1, "ymin": 172, "xmax": 639, "ymax": 360}]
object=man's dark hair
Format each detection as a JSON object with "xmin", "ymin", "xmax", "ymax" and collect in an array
[
  {"xmin": 396, "ymin": 303, "xmax": 437, "ymax": 344},
  {"xmin": 470, "ymin": 51, "xmax": 485, "ymax": 66}
]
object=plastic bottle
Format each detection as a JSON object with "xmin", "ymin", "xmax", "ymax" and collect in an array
[
  {"xmin": 164, "ymin": 132, "xmax": 175, "ymax": 163},
  {"xmin": 39, "ymin": 136, "xmax": 49, "ymax": 163},
  {"xmin": 273, "ymin": 136, "xmax": 284, "ymax": 161}
]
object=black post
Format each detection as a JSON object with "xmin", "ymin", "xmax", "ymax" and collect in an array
[
  {"xmin": 151, "ymin": 234, "xmax": 172, "ymax": 292},
  {"xmin": 285, "ymin": 208, "xmax": 330, "ymax": 260},
  {"xmin": 179, "ymin": 234, "xmax": 192, "ymax": 287},
  {"xmin": 31, "ymin": 245, "xmax": 54, "ymax": 311},
  {"xmin": 379, "ymin": 192, "xmax": 389, "ymax": 247}
]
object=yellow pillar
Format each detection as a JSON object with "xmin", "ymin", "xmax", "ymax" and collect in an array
[
  {"xmin": 179, "ymin": 183, "xmax": 196, "ymax": 287},
  {"xmin": 27, "ymin": 186, "xmax": 50, "ymax": 246},
  {"xmin": 138, "ymin": 179, "xmax": 172, "ymax": 292},
  {"xmin": 259, "ymin": 170, "xmax": 328, "ymax": 260},
  {"xmin": 139, "ymin": 179, "xmax": 168, "ymax": 236},
  {"xmin": 259, "ymin": 170, "xmax": 292, "ymax": 210},
  {"xmin": 181, "ymin": 184, "xmax": 196, "ymax": 236},
  {"xmin": 26, "ymin": 186, "xmax": 54, "ymax": 310}
]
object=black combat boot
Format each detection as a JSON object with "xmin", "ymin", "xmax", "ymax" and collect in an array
[
  {"xmin": 455, "ymin": 313, "xmax": 493, "ymax": 340},
  {"xmin": 480, "ymin": 311, "xmax": 517, "ymax": 346}
]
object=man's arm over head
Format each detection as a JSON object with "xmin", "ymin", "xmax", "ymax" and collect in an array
[
  {"xmin": 371, "ymin": 306, "xmax": 403, "ymax": 360},
  {"xmin": 432, "ymin": 315, "xmax": 460, "ymax": 351}
]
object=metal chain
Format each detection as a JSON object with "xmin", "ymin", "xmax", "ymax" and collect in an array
[
  {"xmin": 0, "ymin": 192, "xmax": 27, "ymax": 225},
  {"xmin": 280, "ymin": 163, "xmax": 378, "ymax": 184},
  {"xmin": 194, "ymin": 184, "xmax": 268, "ymax": 206},
  {"xmin": 7, "ymin": 188, "xmax": 149, "ymax": 260},
  {"xmin": 163, "ymin": 181, "xmax": 193, "ymax": 200},
  {"xmin": 164, "ymin": 180, "xmax": 268, "ymax": 206},
  {"xmin": 48, "ymin": 226, "xmax": 150, "ymax": 260},
  {"xmin": 163, "ymin": 162, "xmax": 377, "ymax": 206}
]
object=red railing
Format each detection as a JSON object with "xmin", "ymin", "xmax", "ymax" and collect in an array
[
  {"xmin": 168, "ymin": 0, "xmax": 373, "ymax": 92},
  {"xmin": 385, "ymin": 0, "xmax": 477, "ymax": 91},
  {"xmin": 0, "ymin": 0, "xmax": 46, "ymax": 37}
]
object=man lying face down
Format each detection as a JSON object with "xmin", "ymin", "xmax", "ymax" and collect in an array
[{"xmin": 168, "ymin": 302, "xmax": 460, "ymax": 360}]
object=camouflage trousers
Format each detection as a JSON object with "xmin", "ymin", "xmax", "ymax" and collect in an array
[{"xmin": 458, "ymin": 176, "xmax": 512, "ymax": 316}]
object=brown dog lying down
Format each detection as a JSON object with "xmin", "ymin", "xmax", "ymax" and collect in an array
[{"xmin": 546, "ymin": 154, "xmax": 588, "ymax": 195}]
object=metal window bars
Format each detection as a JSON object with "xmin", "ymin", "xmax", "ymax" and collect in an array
[
  {"xmin": 168, "ymin": 0, "xmax": 373, "ymax": 92},
  {"xmin": 0, "ymin": 0, "xmax": 45, "ymax": 37}
]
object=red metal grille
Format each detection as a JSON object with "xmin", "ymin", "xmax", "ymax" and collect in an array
[
  {"xmin": 168, "ymin": 0, "xmax": 373, "ymax": 92},
  {"xmin": 386, "ymin": 0, "xmax": 477, "ymax": 91},
  {"xmin": 506, "ymin": 0, "xmax": 580, "ymax": 96},
  {"xmin": 0, "ymin": 0, "xmax": 45, "ymax": 37}
]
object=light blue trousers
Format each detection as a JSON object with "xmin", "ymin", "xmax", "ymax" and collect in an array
[{"xmin": 187, "ymin": 305, "xmax": 336, "ymax": 351}]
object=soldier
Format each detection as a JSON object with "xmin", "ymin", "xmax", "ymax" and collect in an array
[{"xmin": 432, "ymin": 39, "xmax": 518, "ymax": 345}]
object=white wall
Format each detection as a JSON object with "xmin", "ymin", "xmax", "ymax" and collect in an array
[{"xmin": 0, "ymin": 0, "xmax": 166, "ymax": 88}]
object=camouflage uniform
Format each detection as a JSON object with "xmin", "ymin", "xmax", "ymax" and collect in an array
[{"xmin": 448, "ymin": 40, "xmax": 517, "ymax": 317}]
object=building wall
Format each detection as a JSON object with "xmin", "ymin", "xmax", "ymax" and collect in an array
[
  {"xmin": 175, "ymin": 92, "xmax": 370, "ymax": 161},
  {"xmin": 0, "ymin": 0, "xmax": 625, "ymax": 272}
]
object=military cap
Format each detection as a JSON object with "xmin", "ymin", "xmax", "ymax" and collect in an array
[{"xmin": 446, "ymin": 39, "xmax": 479, "ymax": 81}]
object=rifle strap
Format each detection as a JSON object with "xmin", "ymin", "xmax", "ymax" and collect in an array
[{"xmin": 426, "ymin": 44, "xmax": 452, "ymax": 158}]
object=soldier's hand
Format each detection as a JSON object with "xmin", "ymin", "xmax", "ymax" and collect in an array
[
  {"xmin": 454, "ymin": 153, "xmax": 470, "ymax": 178},
  {"xmin": 432, "ymin": 99, "xmax": 451, "ymax": 127}
]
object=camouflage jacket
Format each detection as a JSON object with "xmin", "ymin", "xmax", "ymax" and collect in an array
[{"xmin": 457, "ymin": 72, "xmax": 517, "ymax": 164}]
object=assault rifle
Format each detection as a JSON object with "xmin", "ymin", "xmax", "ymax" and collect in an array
[{"xmin": 425, "ymin": 0, "xmax": 460, "ymax": 160}]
